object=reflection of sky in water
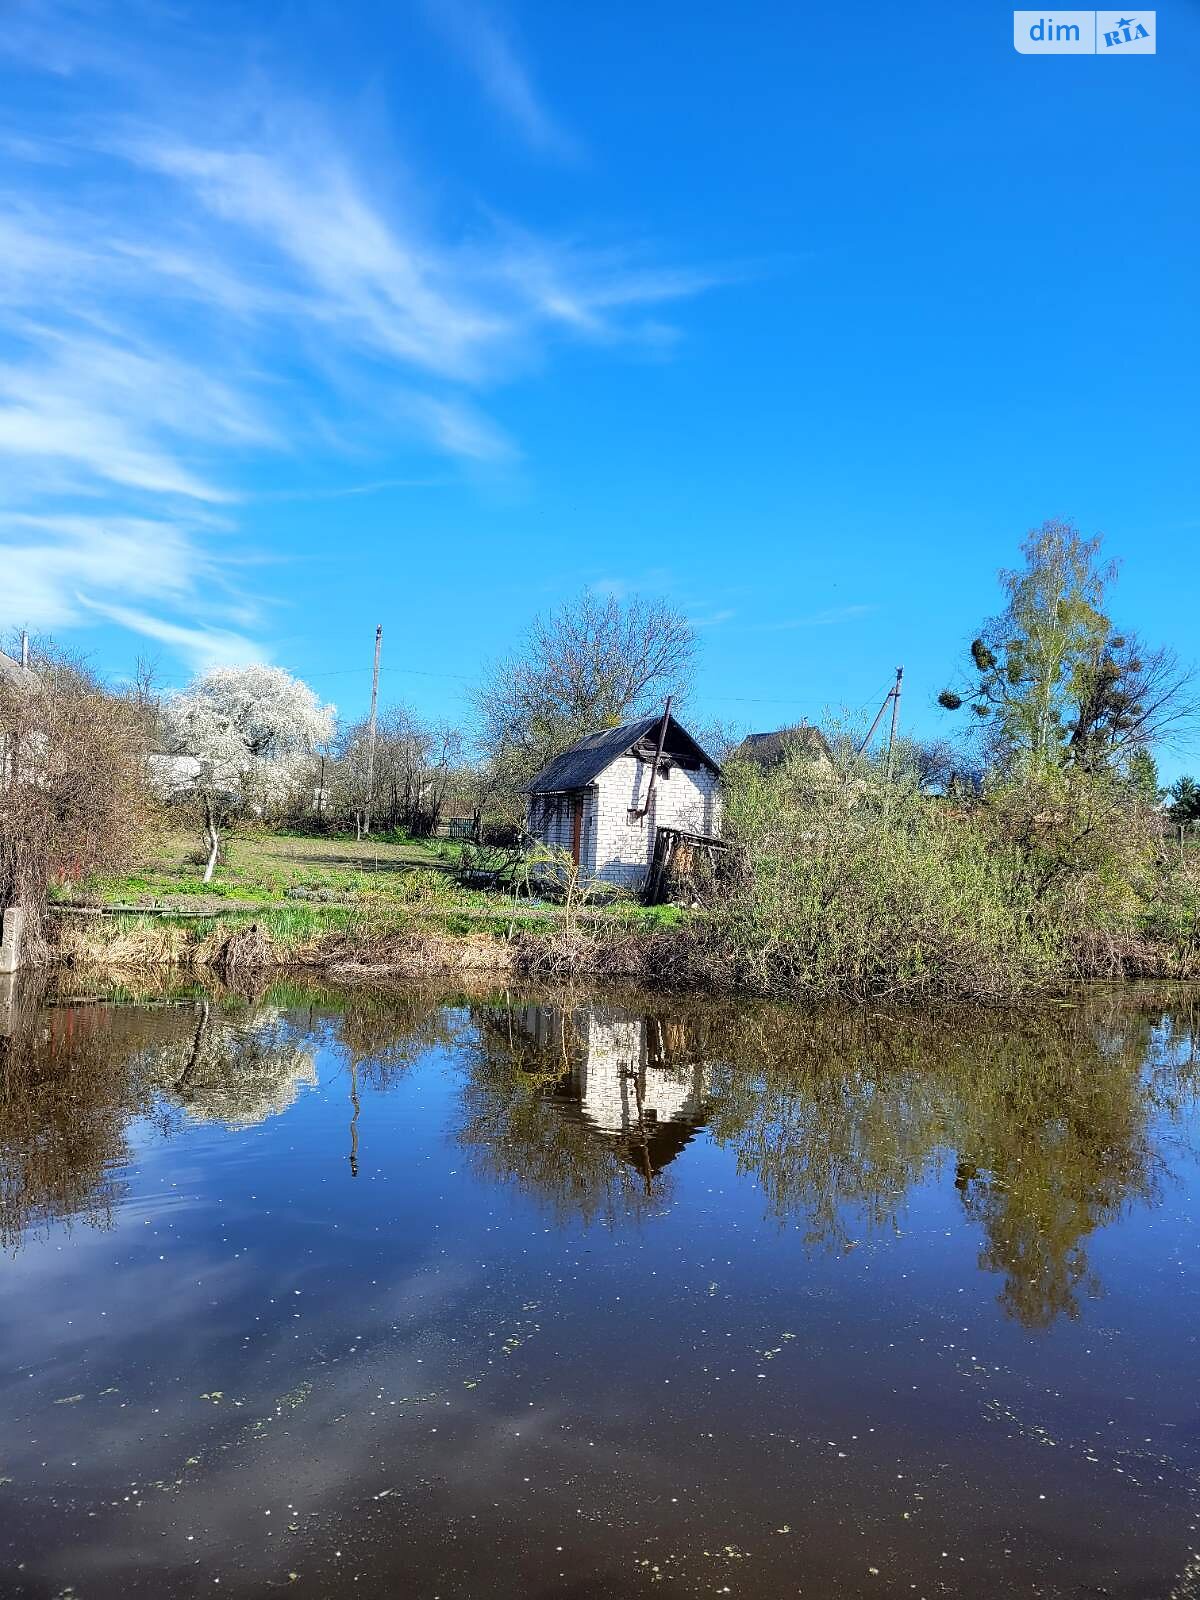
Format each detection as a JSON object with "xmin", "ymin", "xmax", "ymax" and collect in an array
[{"xmin": 0, "ymin": 985, "xmax": 1198, "ymax": 1598}]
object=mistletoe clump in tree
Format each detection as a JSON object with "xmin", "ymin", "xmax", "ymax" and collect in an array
[{"xmin": 938, "ymin": 520, "xmax": 1197, "ymax": 778}]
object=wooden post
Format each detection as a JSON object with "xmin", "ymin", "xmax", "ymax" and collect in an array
[
  {"xmin": 0, "ymin": 905, "xmax": 26, "ymax": 975},
  {"xmin": 858, "ymin": 688, "xmax": 892, "ymax": 755},
  {"xmin": 363, "ymin": 624, "xmax": 382, "ymax": 837},
  {"xmin": 0, "ymin": 972, "xmax": 17, "ymax": 1037},
  {"xmin": 637, "ymin": 697, "xmax": 672, "ymax": 819}
]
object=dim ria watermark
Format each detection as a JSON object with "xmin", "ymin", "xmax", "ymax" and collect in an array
[{"xmin": 1014, "ymin": 11, "xmax": 1156, "ymax": 52}]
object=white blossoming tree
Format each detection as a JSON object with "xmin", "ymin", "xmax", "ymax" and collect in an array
[{"xmin": 162, "ymin": 666, "xmax": 336, "ymax": 882}]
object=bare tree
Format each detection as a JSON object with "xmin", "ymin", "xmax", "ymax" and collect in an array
[
  {"xmin": 333, "ymin": 705, "xmax": 464, "ymax": 835},
  {"xmin": 475, "ymin": 590, "xmax": 697, "ymax": 795},
  {"xmin": 1, "ymin": 645, "xmax": 157, "ymax": 956}
]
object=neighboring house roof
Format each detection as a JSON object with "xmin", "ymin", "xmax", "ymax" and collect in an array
[
  {"xmin": 527, "ymin": 715, "xmax": 721, "ymax": 794},
  {"xmin": 0, "ymin": 649, "xmax": 36, "ymax": 691},
  {"xmin": 732, "ymin": 724, "xmax": 832, "ymax": 768}
]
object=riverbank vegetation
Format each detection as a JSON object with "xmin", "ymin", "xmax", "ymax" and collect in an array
[
  {"xmin": 5, "ymin": 521, "xmax": 1200, "ymax": 1001},
  {"xmin": 49, "ymin": 765, "xmax": 1200, "ymax": 999}
]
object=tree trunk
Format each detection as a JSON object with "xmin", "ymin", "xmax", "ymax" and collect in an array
[{"xmin": 202, "ymin": 795, "xmax": 221, "ymax": 884}]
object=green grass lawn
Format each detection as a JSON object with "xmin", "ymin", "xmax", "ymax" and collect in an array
[
  {"xmin": 67, "ymin": 830, "xmax": 698, "ymax": 940},
  {"xmin": 79, "ymin": 829, "xmax": 465, "ymax": 910}
]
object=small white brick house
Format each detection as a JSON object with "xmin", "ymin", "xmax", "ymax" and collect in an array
[{"xmin": 525, "ymin": 714, "xmax": 722, "ymax": 889}]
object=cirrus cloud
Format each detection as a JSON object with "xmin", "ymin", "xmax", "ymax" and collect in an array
[{"xmin": 0, "ymin": 2, "xmax": 729, "ymax": 672}]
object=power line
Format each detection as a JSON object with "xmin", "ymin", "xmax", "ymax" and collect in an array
[
  {"xmin": 703, "ymin": 681, "xmax": 898, "ymax": 714},
  {"xmin": 304, "ymin": 664, "xmax": 472, "ymax": 682}
]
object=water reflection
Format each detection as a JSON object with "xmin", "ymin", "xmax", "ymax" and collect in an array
[
  {"xmin": 459, "ymin": 1002, "xmax": 713, "ymax": 1219},
  {"xmin": 0, "ymin": 975, "xmax": 1197, "ymax": 1330},
  {"xmin": 699, "ymin": 998, "xmax": 1200, "ymax": 1327},
  {"xmin": 141, "ymin": 1000, "xmax": 319, "ymax": 1128}
]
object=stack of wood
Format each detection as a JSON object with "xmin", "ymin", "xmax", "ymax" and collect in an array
[{"xmin": 644, "ymin": 825, "xmax": 729, "ymax": 906}]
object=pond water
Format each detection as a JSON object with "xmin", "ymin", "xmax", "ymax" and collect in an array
[{"xmin": 1, "ymin": 976, "xmax": 1199, "ymax": 1598}]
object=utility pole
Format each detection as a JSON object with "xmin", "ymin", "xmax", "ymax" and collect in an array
[
  {"xmin": 885, "ymin": 666, "xmax": 904, "ymax": 780},
  {"xmin": 858, "ymin": 667, "xmax": 905, "ymax": 767},
  {"xmin": 363, "ymin": 624, "xmax": 382, "ymax": 838}
]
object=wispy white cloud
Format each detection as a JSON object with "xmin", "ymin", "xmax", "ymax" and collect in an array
[
  {"xmin": 419, "ymin": 0, "xmax": 578, "ymax": 159},
  {"xmin": 1, "ymin": 511, "xmax": 266, "ymax": 668},
  {"xmin": 0, "ymin": 8, "xmax": 725, "ymax": 670},
  {"xmin": 122, "ymin": 139, "xmax": 512, "ymax": 384},
  {"xmin": 77, "ymin": 597, "xmax": 268, "ymax": 671},
  {"xmin": 257, "ymin": 476, "xmax": 448, "ymax": 503},
  {"xmin": 2, "ymin": 514, "xmax": 196, "ymax": 623},
  {"xmin": 0, "ymin": 329, "xmax": 258, "ymax": 502}
]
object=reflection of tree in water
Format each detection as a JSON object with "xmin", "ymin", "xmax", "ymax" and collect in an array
[
  {"xmin": 440, "ymin": 986, "xmax": 1200, "ymax": 1322},
  {"xmin": 0, "ymin": 979, "xmax": 170, "ymax": 1249},
  {"xmin": 455, "ymin": 999, "xmax": 714, "ymax": 1224},
  {"xmin": 0, "ymin": 979, "xmax": 465, "ymax": 1246},
  {"xmin": 311, "ymin": 984, "xmax": 461, "ymax": 1175},
  {"xmin": 144, "ymin": 985, "xmax": 461, "ymax": 1159},
  {"xmin": 139, "ymin": 1001, "xmax": 320, "ymax": 1129},
  {"xmin": 327, "ymin": 984, "xmax": 460, "ymax": 1086},
  {"xmin": 703, "ymin": 1007, "xmax": 946, "ymax": 1247},
  {"xmin": 2, "ymin": 974, "xmax": 1198, "ymax": 1327},
  {"xmin": 703, "ymin": 994, "xmax": 1200, "ymax": 1329},
  {"xmin": 955, "ymin": 995, "xmax": 1199, "ymax": 1327}
]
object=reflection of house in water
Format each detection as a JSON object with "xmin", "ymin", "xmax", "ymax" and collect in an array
[{"xmin": 505, "ymin": 1004, "xmax": 713, "ymax": 1186}]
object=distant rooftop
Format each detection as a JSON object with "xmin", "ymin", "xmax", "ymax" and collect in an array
[
  {"xmin": 0, "ymin": 648, "xmax": 35, "ymax": 690},
  {"xmin": 731, "ymin": 724, "xmax": 832, "ymax": 768}
]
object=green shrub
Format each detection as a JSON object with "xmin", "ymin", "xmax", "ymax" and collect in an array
[{"xmin": 712, "ymin": 752, "xmax": 1169, "ymax": 1000}]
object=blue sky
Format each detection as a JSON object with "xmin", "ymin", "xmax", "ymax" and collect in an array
[{"xmin": 1, "ymin": 2, "xmax": 1197, "ymax": 772}]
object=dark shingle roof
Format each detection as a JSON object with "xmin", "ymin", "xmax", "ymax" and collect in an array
[
  {"xmin": 732, "ymin": 724, "xmax": 832, "ymax": 768},
  {"xmin": 527, "ymin": 715, "xmax": 719, "ymax": 794}
]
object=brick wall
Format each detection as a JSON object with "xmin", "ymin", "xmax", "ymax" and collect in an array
[
  {"xmin": 527, "ymin": 757, "xmax": 721, "ymax": 889},
  {"xmin": 589, "ymin": 755, "xmax": 721, "ymax": 888},
  {"xmin": 526, "ymin": 791, "xmax": 589, "ymax": 853}
]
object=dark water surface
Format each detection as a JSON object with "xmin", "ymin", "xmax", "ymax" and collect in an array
[{"xmin": 1, "ymin": 976, "xmax": 1199, "ymax": 1599}]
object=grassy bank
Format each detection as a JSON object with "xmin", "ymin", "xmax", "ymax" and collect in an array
[
  {"xmin": 48, "ymin": 767, "xmax": 1200, "ymax": 1002},
  {"xmin": 49, "ymin": 892, "xmax": 1200, "ymax": 1001},
  {"xmin": 70, "ymin": 828, "xmax": 463, "ymax": 911}
]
